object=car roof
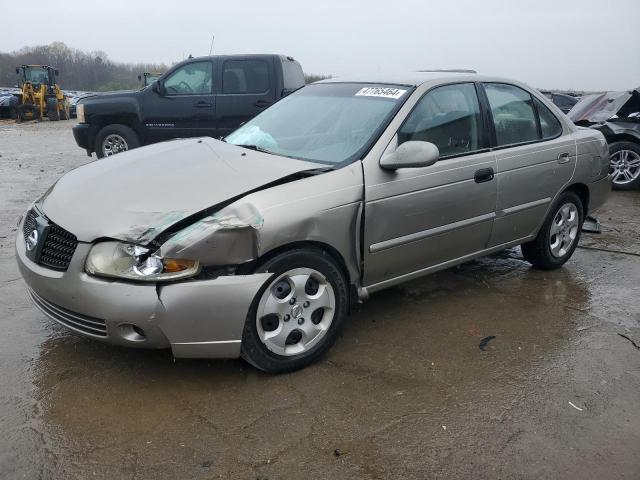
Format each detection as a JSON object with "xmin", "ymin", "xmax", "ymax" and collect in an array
[{"xmin": 317, "ymin": 72, "xmax": 524, "ymax": 88}]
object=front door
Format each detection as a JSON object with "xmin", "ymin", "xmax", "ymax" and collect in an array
[
  {"xmin": 215, "ymin": 57, "xmax": 276, "ymax": 137},
  {"xmin": 142, "ymin": 60, "xmax": 216, "ymax": 142},
  {"xmin": 363, "ymin": 82, "xmax": 497, "ymax": 288}
]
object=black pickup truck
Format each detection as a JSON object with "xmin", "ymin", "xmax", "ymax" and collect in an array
[{"xmin": 73, "ymin": 54, "xmax": 305, "ymax": 157}]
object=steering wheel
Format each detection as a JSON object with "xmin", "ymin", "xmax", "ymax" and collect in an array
[{"xmin": 178, "ymin": 81, "xmax": 193, "ymax": 93}]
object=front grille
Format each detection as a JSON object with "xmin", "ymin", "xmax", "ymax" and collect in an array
[
  {"xmin": 40, "ymin": 223, "xmax": 78, "ymax": 270},
  {"xmin": 28, "ymin": 288, "xmax": 107, "ymax": 337},
  {"xmin": 22, "ymin": 208, "xmax": 78, "ymax": 271}
]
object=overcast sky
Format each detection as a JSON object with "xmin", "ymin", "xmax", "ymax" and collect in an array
[{"xmin": 1, "ymin": 0, "xmax": 638, "ymax": 91}]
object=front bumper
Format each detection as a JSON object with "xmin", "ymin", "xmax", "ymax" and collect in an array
[
  {"xmin": 72, "ymin": 123, "xmax": 91, "ymax": 152},
  {"xmin": 16, "ymin": 218, "xmax": 270, "ymax": 359}
]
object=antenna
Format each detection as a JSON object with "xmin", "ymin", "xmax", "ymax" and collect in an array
[{"xmin": 209, "ymin": 35, "xmax": 215, "ymax": 55}]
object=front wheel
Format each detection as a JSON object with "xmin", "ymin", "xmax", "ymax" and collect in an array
[
  {"xmin": 241, "ymin": 248, "xmax": 350, "ymax": 373},
  {"xmin": 95, "ymin": 124, "xmax": 140, "ymax": 158},
  {"xmin": 521, "ymin": 191, "xmax": 584, "ymax": 269}
]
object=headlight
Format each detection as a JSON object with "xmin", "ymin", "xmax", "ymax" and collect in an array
[
  {"xmin": 85, "ymin": 241, "xmax": 200, "ymax": 282},
  {"xmin": 76, "ymin": 103, "xmax": 85, "ymax": 123}
]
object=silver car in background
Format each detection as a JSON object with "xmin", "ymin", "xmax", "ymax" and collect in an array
[{"xmin": 16, "ymin": 73, "xmax": 611, "ymax": 372}]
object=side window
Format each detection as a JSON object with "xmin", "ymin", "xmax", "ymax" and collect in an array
[
  {"xmin": 534, "ymin": 97, "xmax": 562, "ymax": 139},
  {"xmin": 398, "ymin": 83, "xmax": 483, "ymax": 157},
  {"xmin": 484, "ymin": 83, "xmax": 538, "ymax": 146},
  {"xmin": 223, "ymin": 60, "xmax": 269, "ymax": 94},
  {"xmin": 164, "ymin": 61, "xmax": 212, "ymax": 95}
]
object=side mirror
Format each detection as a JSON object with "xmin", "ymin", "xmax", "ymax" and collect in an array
[
  {"xmin": 152, "ymin": 80, "xmax": 165, "ymax": 96},
  {"xmin": 15, "ymin": 67, "xmax": 19, "ymax": 75},
  {"xmin": 54, "ymin": 70, "xmax": 59, "ymax": 76},
  {"xmin": 380, "ymin": 141, "xmax": 439, "ymax": 170}
]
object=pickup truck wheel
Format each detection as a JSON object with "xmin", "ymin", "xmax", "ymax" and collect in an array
[
  {"xmin": 241, "ymin": 248, "xmax": 349, "ymax": 373},
  {"xmin": 609, "ymin": 141, "xmax": 640, "ymax": 190},
  {"xmin": 521, "ymin": 191, "xmax": 584, "ymax": 270},
  {"xmin": 95, "ymin": 125, "xmax": 140, "ymax": 158}
]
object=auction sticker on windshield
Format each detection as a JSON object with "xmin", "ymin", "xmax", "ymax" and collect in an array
[{"xmin": 355, "ymin": 87, "xmax": 407, "ymax": 99}]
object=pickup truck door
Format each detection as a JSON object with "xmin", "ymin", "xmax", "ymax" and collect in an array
[
  {"xmin": 142, "ymin": 59, "xmax": 216, "ymax": 142},
  {"xmin": 215, "ymin": 57, "xmax": 277, "ymax": 138}
]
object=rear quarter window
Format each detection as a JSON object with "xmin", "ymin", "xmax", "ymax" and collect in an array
[{"xmin": 534, "ymin": 97, "xmax": 563, "ymax": 139}]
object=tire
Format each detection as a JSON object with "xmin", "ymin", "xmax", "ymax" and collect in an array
[
  {"xmin": 95, "ymin": 124, "xmax": 140, "ymax": 158},
  {"xmin": 609, "ymin": 141, "xmax": 640, "ymax": 190},
  {"xmin": 59, "ymin": 104, "xmax": 70, "ymax": 120},
  {"xmin": 521, "ymin": 191, "xmax": 584, "ymax": 270},
  {"xmin": 47, "ymin": 98, "xmax": 60, "ymax": 121},
  {"xmin": 241, "ymin": 248, "xmax": 350, "ymax": 373}
]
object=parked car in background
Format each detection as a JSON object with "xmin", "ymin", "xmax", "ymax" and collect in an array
[
  {"xmin": 541, "ymin": 91, "xmax": 580, "ymax": 114},
  {"xmin": 0, "ymin": 89, "xmax": 19, "ymax": 118},
  {"xmin": 66, "ymin": 91, "xmax": 93, "ymax": 118},
  {"xmin": 569, "ymin": 87, "xmax": 640, "ymax": 190},
  {"xmin": 72, "ymin": 54, "xmax": 305, "ymax": 158},
  {"xmin": 18, "ymin": 73, "xmax": 611, "ymax": 372}
]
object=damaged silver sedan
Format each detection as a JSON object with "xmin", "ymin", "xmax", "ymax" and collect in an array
[{"xmin": 16, "ymin": 73, "xmax": 611, "ymax": 372}]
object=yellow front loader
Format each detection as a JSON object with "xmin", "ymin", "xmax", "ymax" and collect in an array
[{"xmin": 15, "ymin": 65, "xmax": 70, "ymax": 122}]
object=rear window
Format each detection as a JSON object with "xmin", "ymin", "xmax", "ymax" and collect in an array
[
  {"xmin": 484, "ymin": 83, "xmax": 539, "ymax": 146},
  {"xmin": 281, "ymin": 58, "xmax": 305, "ymax": 91},
  {"xmin": 222, "ymin": 60, "xmax": 269, "ymax": 94}
]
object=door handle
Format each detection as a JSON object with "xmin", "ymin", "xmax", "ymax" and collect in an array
[
  {"xmin": 557, "ymin": 152, "xmax": 571, "ymax": 164},
  {"xmin": 254, "ymin": 100, "xmax": 272, "ymax": 108},
  {"xmin": 474, "ymin": 167, "xmax": 495, "ymax": 183},
  {"xmin": 194, "ymin": 101, "xmax": 212, "ymax": 108}
]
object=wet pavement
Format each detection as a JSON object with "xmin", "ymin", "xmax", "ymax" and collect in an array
[{"xmin": 1, "ymin": 120, "xmax": 639, "ymax": 479}]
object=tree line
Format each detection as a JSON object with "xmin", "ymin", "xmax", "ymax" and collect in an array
[{"xmin": 1, "ymin": 42, "xmax": 329, "ymax": 92}]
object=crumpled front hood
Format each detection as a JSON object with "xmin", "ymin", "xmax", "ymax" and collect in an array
[{"xmin": 42, "ymin": 138, "xmax": 320, "ymax": 243}]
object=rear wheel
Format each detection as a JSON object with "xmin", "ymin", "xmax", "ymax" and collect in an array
[
  {"xmin": 95, "ymin": 124, "xmax": 140, "ymax": 158},
  {"xmin": 609, "ymin": 141, "xmax": 640, "ymax": 190},
  {"xmin": 241, "ymin": 248, "xmax": 350, "ymax": 373},
  {"xmin": 521, "ymin": 191, "xmax": 584, "ymax": 269}
]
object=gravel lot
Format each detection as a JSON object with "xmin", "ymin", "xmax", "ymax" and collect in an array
[{"xmin": 1, "ymin": 119, "xmax": 639, "ymax": 479}]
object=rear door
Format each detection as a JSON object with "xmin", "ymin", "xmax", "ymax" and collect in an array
[
  {"xmin": 142, "ymin": 60, "xmax": 216, "ymax": 142},
  {"xmin": 215, "ymin": 57, "xmax": 276, "ymax": 137},
  {"xmin": 363, "ymin": 82, "xmax": 498, "ymax": 287},
  {"xmin": 482, "ymin": 83, "xmax": 576, "ymax": 247}
]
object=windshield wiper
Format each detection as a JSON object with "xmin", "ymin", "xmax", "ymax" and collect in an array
[
  {"xmin": 237, "ymin": 144, "xmax": 274, "ymax": 155},
  {"xmin": 299, "ymin": 166, "xmax": 335, "ymax": 176}
]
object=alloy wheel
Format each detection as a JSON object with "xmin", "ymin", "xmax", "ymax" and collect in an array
[
  {"xmin": 549, "ymin": 202, "xmax": 579, "ymax": 258},
  {"xmin": 102, "ymin": 134, "xmax": 129, "ymax": 156},
  {"xmin": 610, "ymin": 149, "xmax": 640, "ymax": 186}
]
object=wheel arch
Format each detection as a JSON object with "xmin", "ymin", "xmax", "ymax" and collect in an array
[
  {"xmin": 563, "ymin": 183, "xmax": 590, "ymax": 215},
  {"xmin": 253, "ymin": 240, "xmax": 353, "ymax": 286},
  {"xmin": 606, "ymin": 134, "xmax": 640, "ymax": 146}
]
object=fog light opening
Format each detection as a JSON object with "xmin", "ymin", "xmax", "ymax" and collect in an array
[{"xmin": 118, "ymin": 323, "xmax": 147, "ymax": 342}]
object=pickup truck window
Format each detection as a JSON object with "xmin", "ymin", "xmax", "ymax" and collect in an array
[
  {"xmin": 164, "ymin": 61, "xmax": 213, "ymax": 95},
  {"xmin": 223, "ymin": 60, "xmax": 269, "ymax": 94}
]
